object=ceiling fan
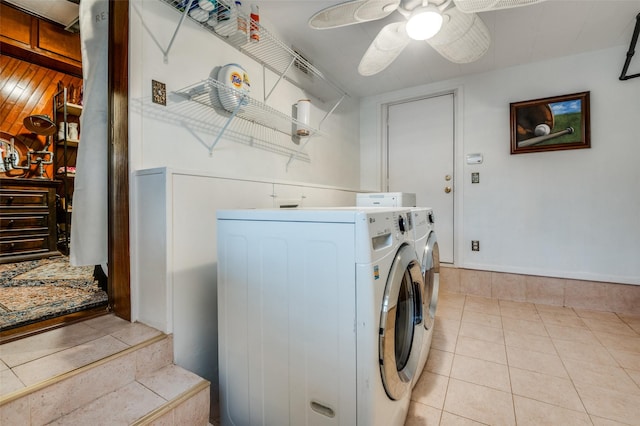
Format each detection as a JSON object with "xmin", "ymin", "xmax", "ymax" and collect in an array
[{"xmin": 309, "ymin": 0, "xmax": 547, "ymax": 76}]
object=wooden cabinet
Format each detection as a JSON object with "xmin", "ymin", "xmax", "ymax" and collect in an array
[
  {"xmin": 0, "ymin": 178, "xmax": 60, "ymax": 263},
  {"xmin": 0, "ymin": 3, "xmax": 82, "ymax": 77}
]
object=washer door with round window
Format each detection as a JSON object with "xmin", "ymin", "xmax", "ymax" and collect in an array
[
  {"xmin": 422, "ymin": 232, "xmax": 440, "ymax": 331},
  {"xmin": 379, "ymin": 243, "xmax": 425, "ymax": 400}
]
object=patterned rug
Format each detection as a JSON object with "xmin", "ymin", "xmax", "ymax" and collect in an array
[{"xmin": 0, "ymin": 256, "xmax": 108, "ymax": 331}]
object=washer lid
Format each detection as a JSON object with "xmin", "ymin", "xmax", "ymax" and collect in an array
[{"xmin": 379, "ymin": 243, "xmax": 424, "ymax": 400}]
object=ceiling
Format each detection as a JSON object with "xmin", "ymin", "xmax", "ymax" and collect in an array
[
  {"xmin": 5, "ymin": 0, "xmax": 639, "ymax": 98},
  {"xmin": 258, "ymin": 0, "xmax": 640, "ymax": 97}
]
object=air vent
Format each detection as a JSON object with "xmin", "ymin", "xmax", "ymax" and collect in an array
[{"xmin": 292, "ymin": 47, "xmax": 314, "ymax": 80}]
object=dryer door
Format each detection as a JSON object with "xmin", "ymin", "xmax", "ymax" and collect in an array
[
  {"xmin": 379, "ymin": 243, "xmax": 425, "ymax": 400},
  {"xmin": 422, "ymin": 232, "xmax": 440, "ymax": 330}
]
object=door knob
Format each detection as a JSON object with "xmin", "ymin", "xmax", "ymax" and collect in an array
[
  {"xmin": 444, "ymin": 186, "xmax": 452, "ymax": 194},
  {"xmin": 445, "ymin": 175, "xmax": 452, "ymax": 181}
]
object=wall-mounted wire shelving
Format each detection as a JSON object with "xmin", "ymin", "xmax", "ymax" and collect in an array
[{"xmin": 157, "ymin": 0, "xmax": 349, "ymax": 166}]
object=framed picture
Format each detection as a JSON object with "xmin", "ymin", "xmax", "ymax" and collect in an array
[{"xmin": 510, "ymin": 91, "xmax": 590, "ymax": 154}]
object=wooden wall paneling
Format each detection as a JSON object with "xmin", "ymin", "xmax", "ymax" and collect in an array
[
  {"xmin": 0, "ymin": 4, "xmax": 82, "ymax": 77},
  {"xmin": 0, "ymin": 3, "xmax": 32, "ymax": 46},
  {"xmin": 0, "ymin": 56, "xmax": 81, "ymax": 178},
  {"xmin": 38, "ymin": 21, "xmax": 82, "ymax": 62}
]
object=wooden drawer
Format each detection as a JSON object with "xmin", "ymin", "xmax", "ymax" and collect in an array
[
  {"xmin": 0, "ymin": 214, "xmax": 49, "ymax": 237},
  {"xmin": 0, "ymin": 188, "xmax": 50, "ymax": 209},
  {"xmin": 0, "ymin": 234, "xmax": 51, "ymax": 258}
]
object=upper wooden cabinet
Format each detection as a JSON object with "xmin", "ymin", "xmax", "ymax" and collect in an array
[{"xmin": 0, "ymin": 3, "xmax": 82, "ymax": 76}]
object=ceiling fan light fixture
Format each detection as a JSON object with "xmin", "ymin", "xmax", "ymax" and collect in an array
[{"xmin": 405, "ymin": 7, "xmax": 443, "ymax": 41}]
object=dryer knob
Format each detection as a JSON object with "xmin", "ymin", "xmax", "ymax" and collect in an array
[
  {"xmin": 398, "ymin": 216, "xmax": 405, "ymax": 233},
  {"xmin": 428, "ymin": 212, "xmax": 435, "ymax": 224}
]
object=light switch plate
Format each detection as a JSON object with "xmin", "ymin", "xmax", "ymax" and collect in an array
[{"xmin": 472, "ymin": 172, "xmax": 480, "ymax": 184}]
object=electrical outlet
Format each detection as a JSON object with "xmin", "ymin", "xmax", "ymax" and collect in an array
[
  {"xmin": 152, "ymin": 80, "xmax": 166, "ymax": 106},
  {"xmin": 471, "ymin": 240, "xmax": 480, "ymax": 251},
  {"xmin": 471, "ymin": 172, "xmax": 480, "ymax": 184}
]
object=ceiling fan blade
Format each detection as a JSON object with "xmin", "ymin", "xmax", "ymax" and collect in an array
[
  {"xmin": 452, "ymin": 0, "xmax": 546, "ymax": 13},
  {"xmin": 358, "ymin": 21, "xmax": 411, "ymax": 76},
  {"xmin": 309, "ymin": 0, "xmax": 401, "ymax": 30},
  {"xmin": 427, "ymin": 8, "xmax": 490, "ymax": 63}
]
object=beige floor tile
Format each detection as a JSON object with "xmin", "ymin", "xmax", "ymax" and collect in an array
[
  {"xmin": 502, "ymin": 318, "xmax": 548, "ymax": 337},
  {"xmin": 553, "ymin": 339, "xmax": 618, "ymax": 366},
  {"xmin": 0, "ymin": 322, "xmax": 104, "ymax": 368},
  {"xmin": 545, "ymin": 324, "xmax": 599, "ymax": 344},
  {"xmin": 12, "ymin": 335, "xmax": 129, "ymax": 386},
  {"xmin": 509, "ymin": 367, "xmax": 584, "ymax": 412},
  {"xmin": 439, "ymin": 411, "xmax": 486, "ymax": 425},
  {"xmin": 439, "ymin": 292, "xmax": 466, "ymax": 307},
  {"xmin": 589, "ymin": 415, "xmax": 633, "ymax": 426},
  {"xmin": 83, "ymin": 314, "xmax": 133, "ymax": 335},
  {"xmin": 443, "ymin": 378, "xmax": 515, "ymax": 425},
  {"xmin": 173, "ymin": 386, "xmax": 210, "ymax": 426},
  {"xmin": 437, "ymin": 306, "xmax": 464, "ymax": 321},
  {"xmin": 563, "ymin": 358, "xmax": 640, "ymax": 395},
  {"xmin": 0, "ymin": 360, "xmax": 9, "ymax": 372},
  {"xmin": 0, "ymin": 397, "xmax": 29, "ymax": 425},
  {"xmin": 581, "ymin": 317, "xmax": 638, "ymax": 336},
  {"xmin": 425, "ymin": 348, "xmax": 454, "ymax": 376},
  {"xmin": 499, "ymin": 299, "xmax": 537, "ymax": 313},
  {"xmin": 461, "ymin": 310, "xmax": 502, "ymax": 329},
  {"xmin": 595, "ymin": 332, "xmax": 640, "ymax": 354},
  {"xmin": 110, "ymin": 322, "xmax": 163, "ymax": 346},
  {"xmin": 135, "ymin": 335, "xmax": 173, "ymax": 378},
  {"xmin": 626, "ymin": 368, "xmax": 640, "ymax": 388},
  {"xmin": 498, "ymin": 306, "xmax": 541, "ymax": 322},
  {"xmin": 608, "ymin": 349, "xmax": 640, "ymax": 370},
  {"xmin": 404, "ymin": 401, "xmax": 441, "ymax": 426},
  {"xmin": 47, "ymin": 382, "xmax": 166, "ymax": 425},
  {"xmin": 534, "ymin": 304, "xmax": 576, "ymax": 315},
  {"xmin": 29, "ymin": 351, "xmax": 137, "ymax": 425},
  {"xmin": 435, "ymin": 317, "xmax": 462, "ymax": 336},
  {"xmin": 574, "ymin": 309, "xmax": 621, "ymax": 321},
  {"xmin": 138, "ymin": 365, "xmax": 205, "ymax": 401},
  {"xmin": 464, "ymin": 296, "xmax": 501, "ymax": 316},
  {"xmin": 513, "ymin": 396, "xmax": 591, "ymax": 426},
  {"xmin": 431, "ymin": 331, "xmax": 458, "ymax": 353},
  {"xmin": 455, "ymin": 335, "xmax": 507, "ymax": 364},
  {"xmin": 0, "ymin": 368, "xmax": 25, "ymax": 396},
  {"xmin": 459, "ymin": 321, "xmax": 504, "ymax": 345},
  {"xmin": 506, "ymin": 346, "xmax": 568, "ymax": 378},
  {"xmin": 450, "ymin": 354, "xmax": 510, "ymax": 392},
  {"xmin": 575, "ymin": 382, "xmax": 640, "ymax": 425},
  {"xmin": 411, "ymin": 371, "xmax": 449, "ymax": 409},
  {"xmin": 538, "ymin": 311, "xmax": 587, "ymax": 328},
  {"xmin": 504, "ymin": 330, "xmax": 556, "ymax": 355}
]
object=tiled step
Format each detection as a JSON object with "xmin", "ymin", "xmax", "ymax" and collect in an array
[{"xmin": 0, "ymin": 315, "xmax": 210, "ymax": 425}]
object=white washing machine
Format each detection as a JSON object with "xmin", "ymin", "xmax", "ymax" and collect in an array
[
  {"xmin": 409, "ymin": 207, "xmax": 440, "ymax": 387},
  {"xmin": 216, "ymin": 207, "xmax": 425, "ymax": 425}
]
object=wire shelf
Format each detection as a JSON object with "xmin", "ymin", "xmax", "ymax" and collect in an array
[
  {"xmin": 159, "ymin": 0, "xmax": 348, "ymax": 103},
  {"xmin": 174, "ymin": 78, "xmax": 325, "ymax": 139}
]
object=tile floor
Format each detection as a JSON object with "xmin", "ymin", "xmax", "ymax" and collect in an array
[
  {"xmin": 405, "ymin": 292, "xmax": 640, "ymax": 425},
  {"xmin": 0, "ymin": 314, "xmax": 165, "ymax": 397},
  {"xmin": 3, "ymin": 294, "xmax": 640, "ymax": 425}
]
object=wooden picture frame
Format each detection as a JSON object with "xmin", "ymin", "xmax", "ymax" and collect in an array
[{"xmin": 510, "ymin": 91, "xmax": 590, "ymax": 154}]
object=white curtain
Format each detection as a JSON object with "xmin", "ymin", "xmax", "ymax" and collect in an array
[{"xmin": 70, "ymin": 0, "xmax": 109, "ymax": 267}]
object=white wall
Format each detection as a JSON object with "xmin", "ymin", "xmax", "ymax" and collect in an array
[
  {"xmin": 361, "ymin": 46, "xmax": 640, "ymax": 285},
  {"xmin": 128, "ymin": 0, "xmax": 359, "ymax": 186}
]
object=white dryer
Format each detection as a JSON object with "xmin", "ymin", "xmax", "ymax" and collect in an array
[
  {"xmin": 216, "ymin": 208, "xmax": 425, "ymax": 425},
  {"xmin": 409, "ymin": 207, "xmax": 440, "ymax": 387}
]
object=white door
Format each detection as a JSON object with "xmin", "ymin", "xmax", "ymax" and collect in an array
[{"xmin": 387, "ymin": 93, "xmax": 455, "ymax": 263}]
